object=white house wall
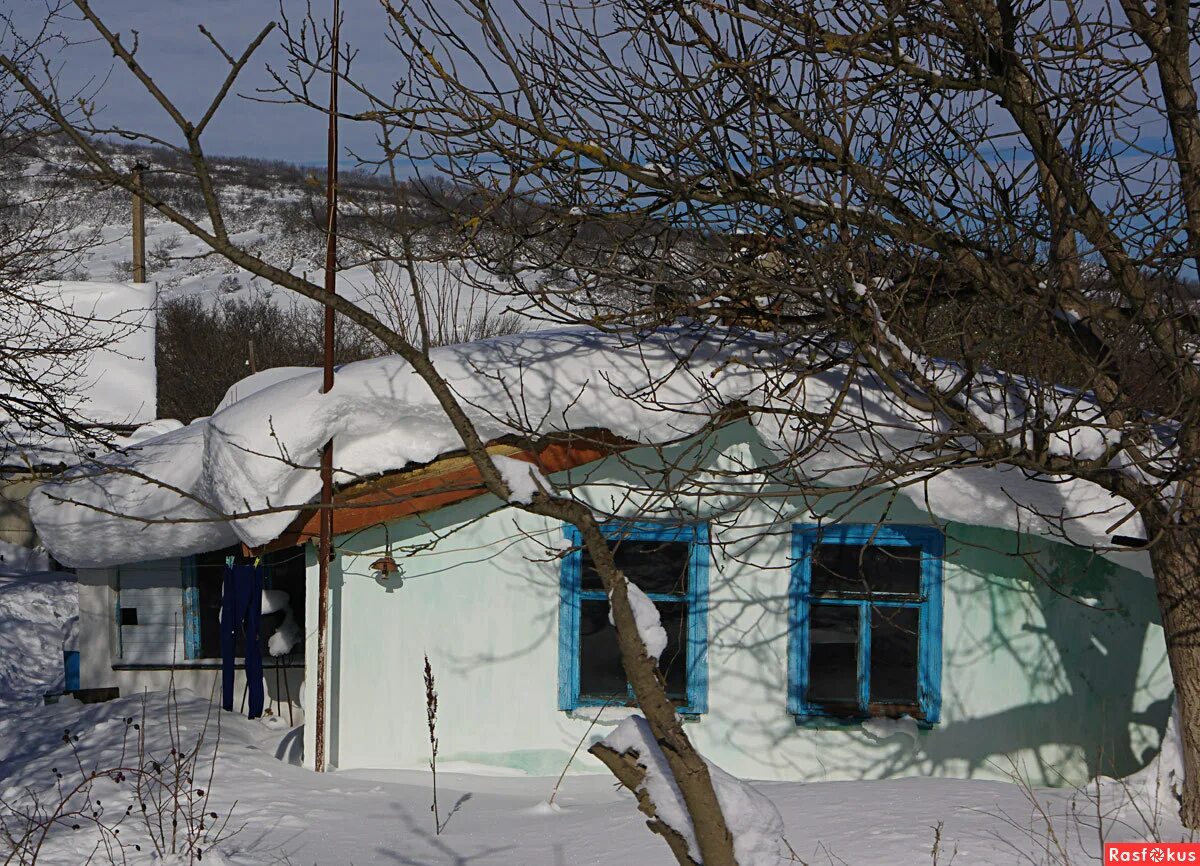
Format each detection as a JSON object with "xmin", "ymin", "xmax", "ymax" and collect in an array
[
  {"xmin": 75, "ymin": 562, "xmax": 302, "ymax": 716},
  {"xmin": 307, "ymin": 425, "xmax": 1172, "ymax": 785},
  {"xmin": 113, "ymin": 559, "xmax": 187, "ymax": 664}
]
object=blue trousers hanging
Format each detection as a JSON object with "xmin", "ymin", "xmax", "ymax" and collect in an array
[{"xmin": 221, "ymin": 562, "xmax": 264, "ymax": 719}]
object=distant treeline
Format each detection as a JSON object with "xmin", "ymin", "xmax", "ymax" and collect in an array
[{"xmin": 156, "ymin": 294, "xmax": 382, "ymax": 423}]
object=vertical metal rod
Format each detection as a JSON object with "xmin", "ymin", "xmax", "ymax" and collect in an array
[
  {"xmin": 131, "ymin": 163, "xmax": 146, "ymax": 283},
  {"xmin": 315, "ymin": 0, "xmax": 340, "ymax": 775}
]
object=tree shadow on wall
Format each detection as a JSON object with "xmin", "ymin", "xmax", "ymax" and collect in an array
[{"xmin": 866, "ymin": 522, "xmax": 1172, "ymax": 783}]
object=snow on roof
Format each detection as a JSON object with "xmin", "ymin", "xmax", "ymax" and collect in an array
[
  {"xmin": 28, "ymin": 281, "xmax": 157, "ymax": 427},
  {"xmin": 29, "ymin": 326, "xmax": 1148, "ymax": 572},
  {"xmin": 215, "ymin": 366, "xmax": 314, "ymax": 413},
  {"xmin": 2, "ymin": 281, "xmax": 157, "ymax": 469}
]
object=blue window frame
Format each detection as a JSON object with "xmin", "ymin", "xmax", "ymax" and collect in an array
[
  {"xmin": 788, "ymin": 524, "xmax": 943, "ymax": 723},
  {"xmin": 182, "ymin": 555, "xmax": 201, "ymax": 659},
  {"xmin": 558, "ymin": 521, "xmax": 709, "ymax": 714}
]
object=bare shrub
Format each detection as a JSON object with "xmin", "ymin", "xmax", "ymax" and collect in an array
[
  {"xmin": 0, "ymin": 690, "xmax": 239, "ymax": 865},
  {"xmin": 109, "ymin": 260, "xmax": 133, "ymax": 283},
  {"xmin": 156, "ymin": 294, "xmax": 383, "ymax": 422},
  {"xmin": 981, "ymin": 757, "xmax": 1195, "ymax": 865},
  {"xmin": 424, "ymin": 653, "xmax": 440, "ymax": 836},
  {"xmin": 149, "ymin": 235, "xmax": 180, "ymax": 272},
  {"xmin": 362, "ymin": 259, "xmax": 525, "ymax": 348}
]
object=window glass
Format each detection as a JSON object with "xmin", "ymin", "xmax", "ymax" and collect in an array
[
  {"xmin": 192, "ymin": 546, "xmax": 306, "ymax": 660},
  {"xmin": 811, "ymin": 543, "xmax": 921, "ymax": 596},
  {"xmin": 578, "ymin": 593, "xmax": 691, "ymax": 703},
  {"xmin": 869, "ymin": 607, "xmax": 920, "ymax": 704},
  {"xmin": 194, "ymin": 548, "xmax": 232, "ymax": 658},
  {"xmin": 806, "ymin": 604, "xmax": 859, "ymax": 709},
  {"xmin": 579, "ymin": 599, "xmax": 626, "ymax": 701},
  {"xmin": 656, "ymin": 602, "xmax": 689, "ymax": 700},
  {"xmin": 580, "ymin": 539, "xmax": 689, "ymax": 594}
]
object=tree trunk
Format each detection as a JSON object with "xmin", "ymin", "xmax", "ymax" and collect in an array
[
  {"xmin": 1147, "ymin": 513, "xmax": 1200, "ymax": 828},
  {"xmin": 566, "ymin": 509, "xmax": 739, "ymax": 866},
  {"xmin": 591, "ymin": 742, "xmax": 702, "ymax": 866}
]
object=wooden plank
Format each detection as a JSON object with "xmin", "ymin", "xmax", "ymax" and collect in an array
[{"xmin": 261, "ymin": 431, "xmax": 634, "ymax": 553}]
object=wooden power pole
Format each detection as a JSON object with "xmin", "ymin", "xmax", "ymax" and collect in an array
[
  {"xmin": 131, "ymin": 163, "xmax": 146, "ymax": 283},
  {"xmin": 314, "ymin": 0, "xmax": 341, "ymax": 775}
]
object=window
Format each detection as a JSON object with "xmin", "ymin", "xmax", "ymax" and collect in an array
[
  {"xmin": 788, "ymin": 524, "xmax": 943, "ymax": 722},
  {"xmin": 181, "ymin": 546, "xmax": 306, "ymax": 662},
  {"xmin": 558, "ymin": 522, "xmax": 709, "ymax": 713}
]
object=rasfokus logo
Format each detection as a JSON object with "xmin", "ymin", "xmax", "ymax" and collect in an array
[{"xmin": 1105, "ymin": 843, "xmax": 1200, "ymax": 862}]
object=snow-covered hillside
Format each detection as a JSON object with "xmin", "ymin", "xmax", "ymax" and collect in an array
[{"xmin": 19, "ymin": 141, "xmax": 549, "ymax": 333}]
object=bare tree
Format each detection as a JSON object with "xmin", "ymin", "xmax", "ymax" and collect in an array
[
  {"xmin": 0, "ymin": 4, "xmax": 747, "ymax": 862},
  {"xmin": 0, "ymin": 12, "xmax": 123, "ymax": 468},
  {"xmin": 157, "ymin": 294, "xmax": 383, "ymax": 422},
  {"xmin": 253, "ymin": 0, "xmax": 1200, "ymax": 829}
]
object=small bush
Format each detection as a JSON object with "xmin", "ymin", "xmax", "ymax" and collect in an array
[
  {"xmin": 110, "ymin": 260, "xmax": 134, "ymax": 282},
  {"xmin": 156, "ymin": 294, "xmax": 384, "ymax": 422}
]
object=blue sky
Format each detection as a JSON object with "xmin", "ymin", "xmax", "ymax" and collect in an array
[{"xmin": 8, "ymin": 1, "xmax": 429, "ymax": 163}]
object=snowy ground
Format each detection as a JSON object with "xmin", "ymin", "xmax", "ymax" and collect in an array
[
  {"xmin": 0, "ymin": 688, "xmax": 1187, "ymax": 866},
  {"xmin": 0, "ymin": 548, "xmax": 77, "ymax": 712}
]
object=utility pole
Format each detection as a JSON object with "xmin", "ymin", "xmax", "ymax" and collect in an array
[
  {"xmin": 315, "ymin": 0, "xmax": 340, "ymax": 775},
  {"xmin": 131, "ymin": 163, "xmax": 147, "ymax": 283}
]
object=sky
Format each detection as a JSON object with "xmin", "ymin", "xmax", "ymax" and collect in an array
[
  {"xmin": 6, "ymin": 1, "xmax": 1191, "ymax": 277},
  {"xmin": 6, "ymin": 0, "xmax": 438, "ymax": 164}
]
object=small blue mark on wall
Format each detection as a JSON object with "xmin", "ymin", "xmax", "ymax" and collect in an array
[{"xmin": 63, "ymin": 650, "xmax": 80, "ymax": 692}]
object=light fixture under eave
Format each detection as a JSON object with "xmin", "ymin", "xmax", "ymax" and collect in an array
[{"xmin": 371, "ymin": 555, "xmax": 404, "ymax": 591}]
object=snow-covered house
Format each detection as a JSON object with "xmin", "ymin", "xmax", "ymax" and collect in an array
[
  {"xmin": 28, "ymin": 328, "xmax": 1172, "ymax": 785},
  {"xmin": 1, "ymin": 281, "xmax": 156, "ymax": 558}
]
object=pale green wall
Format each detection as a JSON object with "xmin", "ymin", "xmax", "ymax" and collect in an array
[{"xmin": 306, "ymin": 423, "xmax": 1172, "ymax": 785}]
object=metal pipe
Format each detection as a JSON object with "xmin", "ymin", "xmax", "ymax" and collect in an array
[{"xmin": 314, "ymin": 0, "xmax": 340, "ymax": 775}]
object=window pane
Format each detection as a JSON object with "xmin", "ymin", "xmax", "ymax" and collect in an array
[
  {"xmin": 579, "ymin": 599, "xmax": 626, "ymax": 701},
  {"xmin": 657, "ymin": 602, "xmax": 688, "ymax": 700},
  {"xmin": 190, "ymin": 547, "xmax": 307, "ymax": 661},
  {"xmin": 806, "ymin": 604, "xmax": 859, "ymax": 710},
  {"xmin": 261, "ymin": 547, "xmax": 306, "ymax": 659},
  {"xmin": 578, "ymin": 599, "xmax": 690, "ymax": 703},
  {"xmin": 811, "ymin": 543, "xmax": 921, "ymax": 596},
  {"xmin": 581, "ymin": 539, "xmax": 690, "ymax": 595},
  {"xmin": 194, "ymin": 549, "xmax": 233, "ymax": 658},
  {"xmin": 870, "ymin": 607, "xmax": 920, "ymax": 704}
]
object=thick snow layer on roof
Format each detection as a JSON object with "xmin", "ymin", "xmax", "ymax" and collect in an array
[
  {"xmin": 215, "ymin": 366, "xmax": 314, "ymax": 412},
  {"xmin": 27, "ymin": 281, "xmax": 157, "ymax": 426},
  {"xmin": 30, "ymin": 326, "xmax": 1147, "ymax": 570},
  {"xmin": 32, "ymin": 418, "xmax": 238, "ymax": 565},
  {"xmin": 2, "ymin": 281, "xmax": 157, "ymax": 468}
]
